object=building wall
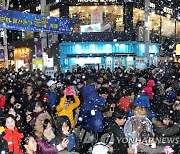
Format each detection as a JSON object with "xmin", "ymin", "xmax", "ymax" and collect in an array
[{"xmin": 59, "ymin": 41, "xmax": 160, "ymax": 72}]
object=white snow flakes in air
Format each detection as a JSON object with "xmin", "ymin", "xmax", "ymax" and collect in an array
[{"xmin": 91, "ymin": 110, "xmax": 96, "ymax": 116}]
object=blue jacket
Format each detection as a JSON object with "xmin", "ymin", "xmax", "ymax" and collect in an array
[
  {"xmin": 134, "ymin": 94, "xmax": 150, "ymax": 109},
  {"xmin": 78, "ymin": 85, "xmax": 105, "ymax": 133},
  {"xmin": 48, "ymin": 88, "xmax": 57, "ymax": 107}
]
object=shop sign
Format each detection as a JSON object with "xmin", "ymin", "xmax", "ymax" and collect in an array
[
  {"xmin": 0, "ymin": 10, "xmax": 73, "ymax": 34},
  {"xmin": 77, "ymin": 0, "xmax": 117, "ymax": 3},
  {"xmin": 150, "ymin": 2, "xmax": 155, "ymax": 9},
  {"xmin": 163, "ymin": 7, "xmax": 173, "ymax": 15},
  {"xmin": 176, "ymin": 44, "xmax": 180, "ymax": 56}
]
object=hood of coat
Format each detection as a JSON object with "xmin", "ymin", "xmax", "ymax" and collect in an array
[
  {"xmin": 34, "ymin": 112, "xmax": 52, "ymax": 138},
  {"xmin": 147, "ymin": 80, "xmax": 155, "ymax": 88}
]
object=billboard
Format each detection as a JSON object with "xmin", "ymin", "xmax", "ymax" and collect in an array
[
  {"xmin": 0, "ymin": 9, "xmax": 73, "ymax": 34},
  {"xmin": 80, "ymin": 24, "xmax": 101, "ymax": 32}
]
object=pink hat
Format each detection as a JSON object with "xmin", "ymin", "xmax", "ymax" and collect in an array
[{"xmin": 65, "ymin": 87, "xmax": 74, "ymax": 96}]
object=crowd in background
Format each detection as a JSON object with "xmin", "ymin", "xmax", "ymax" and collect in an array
[{"xmin": 0, "ymin": 62, "xmax": 179, "ymax": 154}]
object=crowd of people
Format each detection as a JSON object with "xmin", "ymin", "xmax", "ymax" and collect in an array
[{"xmin": 0, "ymin": 62, "xmax": 179, "ymax": 154}]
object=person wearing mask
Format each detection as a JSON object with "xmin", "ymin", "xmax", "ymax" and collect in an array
[{"xmin": 56, "ymin": 88, "xmax": 80, "ymax": 129}]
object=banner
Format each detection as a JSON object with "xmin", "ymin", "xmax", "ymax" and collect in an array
[{"xmin": 0, "ymin": 9, "xmax": 73, "ymax": 34}]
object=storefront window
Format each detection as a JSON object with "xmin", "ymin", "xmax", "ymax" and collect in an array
[
  {"xmin": 161, "ymin": 16, "xmax": 175, "ymax": 37},
  {"xmin": 69, "ymin": 5, "xmax": 123, "ymax": 33},
  {"xmin": 149, "ymin": 13, "xmax": 160, "ymax": 33},
  {"xmin": 149, "ymin": 13, "xmax": 160, "ymax": 42},
  {"xmin": 133, "ymin": 8, "xmax": 145, "ymax": 29}
]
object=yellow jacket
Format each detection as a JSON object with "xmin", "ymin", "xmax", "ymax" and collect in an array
[{"xmin": 56, "ymin": 95, "xmax": 80, "ymax": 128}]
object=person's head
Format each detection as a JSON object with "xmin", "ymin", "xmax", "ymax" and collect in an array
[
  {"xmin": 34, "ymin": 91, "xmax": 41, "ymax": 99},
  {"xmin": 134, "ymin": 106, "xmax": 147, "ymax": 116},
  {"xmin": 7, "ymin": 93, "xmax": 16, "ymax": 104},
  {"xmin": 161, "ymin": 116, "xmax": 172, "ymax": 126},
  {"xmin": 43, "ymin": 119, "xmax": 52, "ymax": 136},
  {"xmin": 5, "ymin": 114, "xmax": 16, "ymax": 131},
  {"xmin": 98, "ymin": 87, "xmax": 109, "ymax": 100},
  {"xmin": 34, "ymin": 112, "xmax": 52, "ymax": 138},
  {"xmin": 64, "ymin": 95, "xmax": 75, "ymax": 108},
  {"xmin": 173, "ymin": 101, "xmax": 180, "ymax": 110},
  {"xmin": 47, "ymin": 80, "xmax": 57, "ymax": 89},
  {"xmin": 37, "ymin": 78, "xmax": 43, "ymax": 85},
  {"xmin": 57, "ymin": 116, "xmax": 71, "ymax": 135},
  {"xmin": 8, "ymin": 107, "xmax": 17, "ymax": 117},
  {"xmin": 34, "ymin": 101, "xmax": 44, "ymax": 113},
  {"xmin": 97, "ymin": 76, "xmax": 104, "ymax": 84},
  {"xmin": 112, "ymin": 109, "xmax": 127, "ymax": 126},
  {"xmin": 21, "ymin": 135, "xmax": 37, "ymax": 154},
  {"xmin": 25, "ymin": 85, "xmax": 33, "ymax": 95}
]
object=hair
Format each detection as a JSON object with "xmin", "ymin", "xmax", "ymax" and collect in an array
[
  {"xmin": 112, "ymin": 109, "xmax": 127, "ymax": 120},
  {"xmin": 4, "ymin": 104, "xmax": 16, "ymax": 116},
  {"xmin": 134, "ymin": 106, "xmax": 147, "ymax": 116},
  {"xmin": 20, "ymin": 135, "xmax": 34, "ymax": 153},
  {"xmin": 43, "ymin": 119, "xmax": 51, "ymax": 131},
  {"xmin": 4, "ymin": 114, "xmax": 16, "ymax": 127},
  {"xmin": 7, "ymin": 93, "xmax": 17, "ymax": 103},
  {"xmin": 66, "ymin": 95, "xmax": 75, "ymax": 103},
  {"xmin": 36, "ymin": 100, "xmax": 45, "ymax": 109},
  {"xmin": 98, "ymin": 87, "xmax": 109, "ymax": 95},
  {"xmin": 57, "ymin": 116, "xmax": 71, "ymax": 133},
  {"xmin": 34, "ymin": 112, "xmax": 52, "ymax": 138}
]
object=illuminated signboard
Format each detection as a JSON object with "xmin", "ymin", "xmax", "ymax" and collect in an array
[{"xmin": 0, "ymin": 10, "xmax": 73, "ymax": 34}]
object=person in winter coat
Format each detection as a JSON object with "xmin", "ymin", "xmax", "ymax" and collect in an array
[
  {"xmin": 4, "ymin": 106, "xmax": 26, "ymax": 133},
  {"xmin": 0, "ymin": 125, "xmax": 8, "ymax": 153},
  {"xmin": 3, "ymin": 114, "xmax": 24, "ymax": 154},
  {"xmin": 57, "ymin": 116, "xmax": 80, "ymax": 152},
  {"xmin": 0, "ymin": 91, "xmax": 6, "ymax": 117},
  {"xmin": 46, "ymin": 80, "xmax": 58, "ymax": 109},
  {"xmin": 161, "ymin": 89, "xmax": 177, "ymax": 116},
  {"xmin": 28, "ymin": 101, "xmax": 46, "ymax": 128},
  {"xmin": 107, "ymin": 109, "xmax": 135, "ymax": 154},
  {"xmin": 172, "ymin": 100, "xmax": 180, "ymax": 123},
  {"xmin": 134, "ymin": 91, "xmax": 150, "ymax": 109},
  {"xmin": 153, "ymin": 115, "xmax": 180, "ymax": 138},
  {"xmin": 56, "ymin": 88, "xmax": 80, "ymax": 129},
  {"xmin": 21, "ymin": 85, "xmax": 36, "ymax": 116},
  {"xmin": 20, "ymin": 135, "xmax": 37, "ymax": 154},
  {"xmin": 119, "ymin": 89, "xmax": 135, "ymax": 112},
  {"xmin": 78, "ymin": 83, "xmax": 108, "ymax": 133},
  {"xmin": 34, "ymin": 112, "xmax": 68, "ymax": 154},
  {"xmin": 136, "ymin": 131, "xmax": 174, "ymax": 154},
  {"xmin": 143, "ymin": 79, "xmax": 155, "ymax": 100}
]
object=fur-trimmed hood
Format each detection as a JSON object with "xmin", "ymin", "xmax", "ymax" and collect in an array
[{"xmin": 34, "ymin": 112, "xmax": 52, "ymax": 138}]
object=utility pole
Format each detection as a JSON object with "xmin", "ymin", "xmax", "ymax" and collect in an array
[
  {"xmin": 144, "ymin": 0, "xmax": 150, "ymax": 66},
  {"xmin": 2, "ymin": 0, "xmax": 9, "ymax": 68},
  {"xmin": 40, "ymin": 0, "xmax": 48, "ymax": 71}
]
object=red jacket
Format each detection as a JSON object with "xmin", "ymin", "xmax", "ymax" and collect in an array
[
  {"xmin": 0, "ymin": 95, "xmax": 6, "ymax": 110},
  {"xmin": 143, "ymin": 80, "xmax": 155, "ymax": 100},
  {"xmin": 119, "ymin": 97, "xmax": 131, "ymax": 112},
  {"xmin": 3, "ymin": 127, "xmax": 23, "ymax": 154}
]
